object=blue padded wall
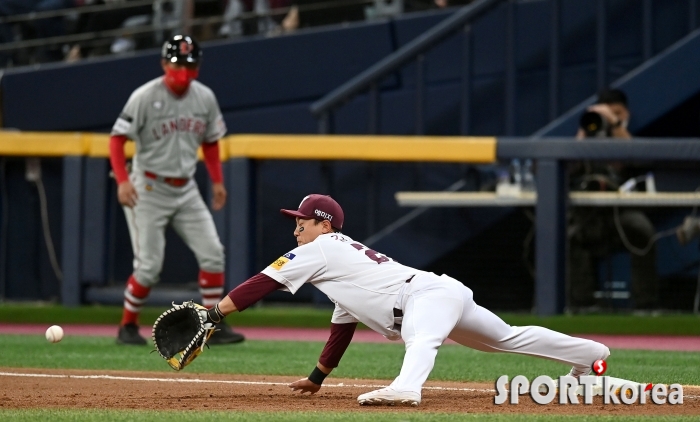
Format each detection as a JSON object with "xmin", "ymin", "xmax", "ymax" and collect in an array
[{"xmin": 3, "ymin": 1, "xmax": 700, "ymax": 302}]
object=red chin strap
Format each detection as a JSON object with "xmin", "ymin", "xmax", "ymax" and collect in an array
[{"xmin": 164, "ymin": 67, "xmax": 199, "ymax": 93}]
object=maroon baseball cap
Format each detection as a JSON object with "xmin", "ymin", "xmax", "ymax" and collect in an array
[{"xmin": 280, "ymin": 194, "xmax": 344, "ymax": 230}]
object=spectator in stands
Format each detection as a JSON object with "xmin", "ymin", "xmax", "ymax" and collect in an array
[
  {"xmin": 219, "ymin": 0, "xmax": 296, "ymax": 37},
  {"xmin": 69, "ymin": 0, "xmax": 154, "ymax": 60},
  {"xmin": 0, "ymin": 0, "xmax": 77, "ymax": 65},
  {"xmin": 568, "ymin": 89, "xmax": 658, "ymax": 313}
]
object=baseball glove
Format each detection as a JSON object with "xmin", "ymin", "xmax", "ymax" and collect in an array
[{"xmin": 152, "ymin": 301, "xmax": 216, "ymax": 371}]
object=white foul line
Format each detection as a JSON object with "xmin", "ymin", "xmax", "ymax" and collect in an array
[
  {"xmin": 0, "ymin": 372, "xmax": 492, "ymax": 393},
  {"xmin": 1, "ymin": 372, "xmax": 697, "ymax": 399}
]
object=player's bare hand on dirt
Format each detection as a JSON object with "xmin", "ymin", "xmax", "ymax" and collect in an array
[
  {"xmin": 118, "ymin": 181, "xmax": 138, "ymax": 207},
  {"xmin": 289, "ymin": 378, "xmax": 321, "ymax": 395},
  {"xmin": 211, "ymin": 182, "xmax": 227, "ymax": 211}
]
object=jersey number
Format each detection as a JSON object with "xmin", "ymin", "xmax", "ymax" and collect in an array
[{"xmin": 350, "ymin": 243, "xmax": 390, "ymax": 264}]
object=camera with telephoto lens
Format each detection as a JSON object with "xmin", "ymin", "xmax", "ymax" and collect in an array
[{"xmin": 579, "ymin": 111, "xmax": 610, "ymax": 138}]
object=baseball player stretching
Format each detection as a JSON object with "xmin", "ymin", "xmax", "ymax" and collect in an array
[
  {"xmin": 109, "ymin": 35, "xmax": 244, "ymax": 346},
  {"xmin": 201, "ymin": 194, "xmax": 610, "ymax": 406}
]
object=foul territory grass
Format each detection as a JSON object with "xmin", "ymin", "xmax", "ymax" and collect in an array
[
  {"xmin": 0, "ymin": 410, "xmax": 698, "ymax": 422},
  {"xmin": 1, "ymin": 304, "xmax": 700, "ymax": 335},
  {"xmin": 0, "ymin": 304, "xmax": 335, "ymax": 328},
  {"xmin": 1, "ymin": 334, "xmax": 699, "ymax": 385}
]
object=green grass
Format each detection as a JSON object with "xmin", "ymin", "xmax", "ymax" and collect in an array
[
  {"xmin": 498, "ymin": 313, "xmax": 700, "ymax": 336},
  {"xmin": 1, "ymin": 304, "xmax": 700, "ymax": 335},
  {"xmin": 0, "ymin": 410, "xmax": 697, "ymax": 422},
  {"xmin": 2, "ymin": 334, "xmax": 699, "ymax": 385},
  {"xmin": 0, "ymin": 303, "xmax": 335, "ymax": 328}
]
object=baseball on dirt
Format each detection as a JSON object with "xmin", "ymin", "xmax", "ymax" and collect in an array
[{"xmin": 45, "ymin": 325, "xmax": 64, "ymax": 343}]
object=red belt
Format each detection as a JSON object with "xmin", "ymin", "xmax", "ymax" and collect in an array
[{"xmin": 144, "ymin": 171, "xmax": 189, "ymax": 188}]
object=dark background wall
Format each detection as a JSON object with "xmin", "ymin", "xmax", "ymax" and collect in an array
[{"xmin": 3, "ymin": 0, "xmax": 700, "ymax": 310}]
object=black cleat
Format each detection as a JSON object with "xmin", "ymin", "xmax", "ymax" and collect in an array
[
  {"xmin": 117, "ymin": 323, "xmax": 148, "ymax": 345},
  {"xmin": 207, "ymin": 320, "xmax": 245, "ymax": 345}
]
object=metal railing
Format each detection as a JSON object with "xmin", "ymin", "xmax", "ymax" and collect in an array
[
  {"xmin": 310, "ymin": 0, "xmax": 502, "ymax": 134},
  {"xmin": 310, "ymin": 0, "xmax": 700, "ymax": 136},
  {"xmin": 0, "ymin": 0, "xmax": 376, "ymax": 66},
  {"xmin": 0, "ymin": 0, "xmax": 183, "ymax": 60}
]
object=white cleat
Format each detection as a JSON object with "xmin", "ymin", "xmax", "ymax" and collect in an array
[{"xmin": 357, "ymin": 387, "xmax": 421, "ymax": 406}]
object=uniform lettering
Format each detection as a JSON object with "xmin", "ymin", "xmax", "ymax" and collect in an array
[
  {"xmin": 150, "ymin": 117, "xmax": 208, "ymax": 140},
  {"xmin": 194, "ymin": 120, "xmax": 204, "ymax": 135},
  {"xmin": 351, "ymin": 242, "xmax": 391, "ymax": 264},
  {"xmin": 314, "ymin": 209, "xmax": 333, "ymax": 221}
]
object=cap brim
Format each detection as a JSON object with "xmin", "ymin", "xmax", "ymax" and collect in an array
[
  {"xmin": 280, "ymin": 209, "xmax": 312, "ymax": 220},
  {"xmin": 280, "ymin": 208, "xmax": 341, "ymax": 230}
]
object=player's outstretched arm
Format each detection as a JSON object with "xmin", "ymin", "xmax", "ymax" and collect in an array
[
  {"xmin": 215, "ymin": 295, "xmax": 238, "ymax": 315},
  {"xmin": 289, "ymin": 322, "xmax": 358, "ymax": 395},
  {"xmin": 206, "ymin": 273, "xmax": 283, "ymax": 324}
]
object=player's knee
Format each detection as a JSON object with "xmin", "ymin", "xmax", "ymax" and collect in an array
[
  {"xmin": 134, "ymin": 263, "xmax": 162, "ymax": 287},
  {"xmin": 412, "ymin": 333, "xmax": 446, "ymax": 349},
  {"xmin": 198, "ymin": 242, "xmax": 225, "ymax": 273}
]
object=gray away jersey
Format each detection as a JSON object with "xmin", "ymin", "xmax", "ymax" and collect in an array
[
  {"xmin": 111, "ymin": 77, "xmax": 227, "ymax": 178},
  {"xmin": 261, "ymin": 233, "xmax": 425, "ymax": 340}
]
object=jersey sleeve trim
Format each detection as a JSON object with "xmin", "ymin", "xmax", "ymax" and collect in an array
[
  {"xmin": 261, "ymin": 268, "xmax": 297, "ymax": 293},
  {"xmin": 111, "ymin": 116, "xmax": 133, "ymax": 136}
]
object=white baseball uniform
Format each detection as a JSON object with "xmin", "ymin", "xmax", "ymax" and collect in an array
[
  {"xmin": 111, "ymin": 76, "xmax": 227, "ymax": 288},
  {"xmin": 262, "ymin": 233, "xmax": 610, "ymax": 395}
]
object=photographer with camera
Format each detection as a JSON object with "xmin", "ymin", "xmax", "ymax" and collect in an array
[
  {"xmin": 576, "ymin": 89, "xmax": 632, "ymax": 140},
  {"xmin": 568, "ymin": 89, "xmax": 658, "ymax": 313}
]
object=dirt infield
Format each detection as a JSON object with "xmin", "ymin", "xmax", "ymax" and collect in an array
[{"xmin": 1, "ymin": 368, "xmax": 699, "ymax": 415}]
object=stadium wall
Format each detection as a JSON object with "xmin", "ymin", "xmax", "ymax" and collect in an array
[
  {"xmin": 2, "ymin": 135, "xmax": 700, "ymax": 315},
  {"xmin": 2, "ymin": 1, "xmax": 700, "ymax": 307}
]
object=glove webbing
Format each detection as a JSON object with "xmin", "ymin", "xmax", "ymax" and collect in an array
[{"xmin": 152, "ymin": 301, "xmax": 215, "ymax": 367}]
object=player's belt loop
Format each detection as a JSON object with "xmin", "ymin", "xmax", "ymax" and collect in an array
[{"xmin": 406, "ymin": 275, "xmax": 414, "ymax": 283}]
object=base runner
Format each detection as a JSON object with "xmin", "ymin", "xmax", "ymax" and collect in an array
[
  {"xmin": 109, "ymin": 35, "xmax": 244, "ymax": 346},
  {"xmin": 199, "ymin": 194, "xmax": 610, "ymax": 406}
]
